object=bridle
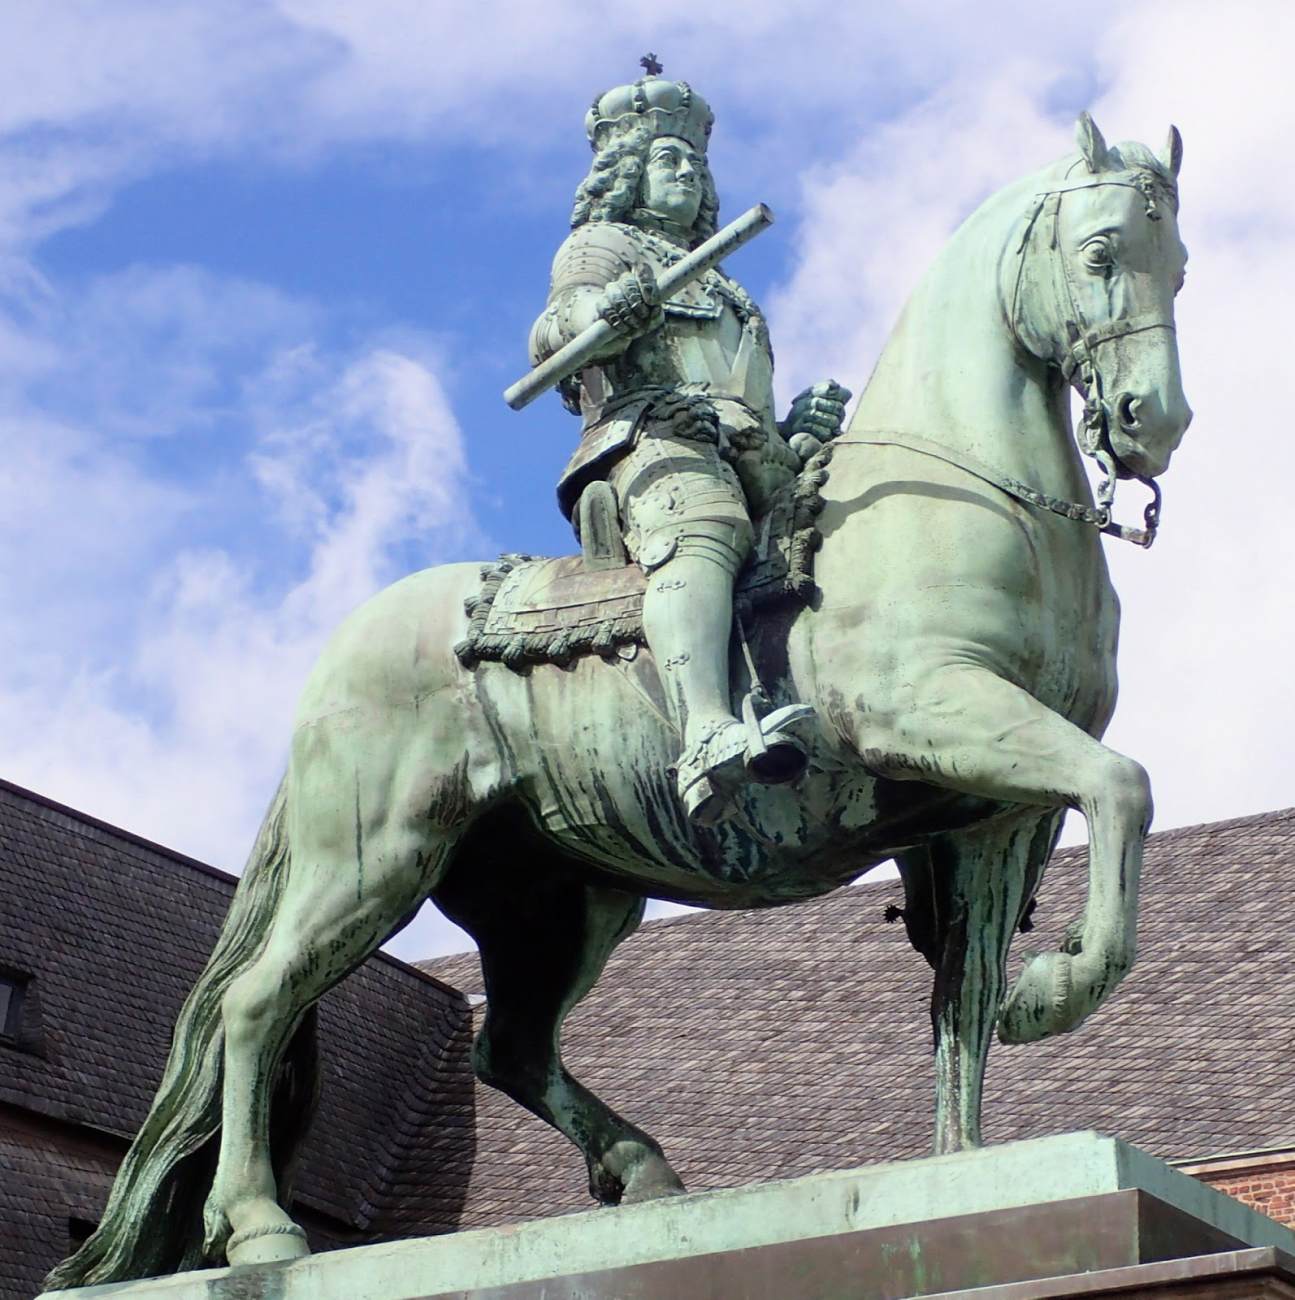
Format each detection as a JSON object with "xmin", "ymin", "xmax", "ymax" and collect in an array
[
  {"xmin": 1008, "ymin": 167, "xmax": 1179, "ymax": 547},
  {"xmin": 840, "ymin": 163, "xmax": 1180, "ymax": 548}
]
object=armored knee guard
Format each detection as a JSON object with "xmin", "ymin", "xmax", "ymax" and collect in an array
[{"xmin": 639, "ymin": 516, "xmax": 754, "ymax": 578}]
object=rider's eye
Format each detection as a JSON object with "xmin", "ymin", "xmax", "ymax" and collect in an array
[{"xmin": 1082, "ymin": 239, "xmax": 1114, "ymax": 272}]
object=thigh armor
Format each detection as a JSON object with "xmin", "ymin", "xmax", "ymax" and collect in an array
[{"xmin": 607, "ymin": 423, "xmax": 754, "ymax": 578}]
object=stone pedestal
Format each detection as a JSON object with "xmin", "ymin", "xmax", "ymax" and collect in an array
[{"xmin": 41, "ymin": 1132, "xmax": 1295, "ymax": 1300}]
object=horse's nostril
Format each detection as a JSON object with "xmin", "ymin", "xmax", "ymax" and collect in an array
[{"xmin": 1116, "ymin": 393, "xmax": 1142, "ymax": 430}]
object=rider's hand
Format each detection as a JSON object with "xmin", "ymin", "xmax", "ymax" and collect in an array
[
  {"xmin": 595, "ymin": 263, "xmax": 665, "ymax": 344},
  {"xmin": 788, "ymin": 431, "xmax": 825, "ymax": 464},
  {"xmin": 783, "ymin": 380, "xmax": 852, "ymax": 447}
]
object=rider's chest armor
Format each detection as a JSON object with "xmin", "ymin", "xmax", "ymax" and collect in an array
[{"xmin": 582, "ymin": 227, "xmax": 774, "ymax": 422}]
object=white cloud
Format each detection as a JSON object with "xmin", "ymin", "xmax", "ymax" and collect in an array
[
  {"xmin": 0, "ymin": 266, "xmax": 481, "ymax": 957},
  {"xmin": 0, "ymin": 1, "xmax": 1133, "ymax": 251},
  {"xmin": 766, "ymin": 66, "xmax": 1072, "ymax": 402},
  {"xmin": 2, "ymin": 1, "xmax": 1291, "ymax": 966},
  {"xmin": 1087, "ymin": 1, "xmax": 1295, "ymax": 830}
]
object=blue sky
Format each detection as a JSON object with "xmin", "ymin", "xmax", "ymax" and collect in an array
[{"xmin": 2, "ymin": 2, "xmax": 1292, "ymax": 960}]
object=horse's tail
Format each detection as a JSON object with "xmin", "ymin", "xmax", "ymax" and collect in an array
[{"xmin": 43, "ymin": 773, "xmax": 319, "ymax": 1290}]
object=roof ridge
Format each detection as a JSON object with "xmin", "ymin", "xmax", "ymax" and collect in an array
[
  {"xmin": 1138, "ymin": 804, "xmax": 1295, "ymax": 838},
  {"xmin": 0, "ymin": 776, "xmax": 238, "ymax": 882},
  {"xmin": 0, "ymin": 776, "xmax": 461, "ymax": 991}
]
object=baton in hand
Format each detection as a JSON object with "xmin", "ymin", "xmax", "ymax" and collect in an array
[{"xmin": 503, "ymin": 203, "xmax": 774, "ymax": 411}]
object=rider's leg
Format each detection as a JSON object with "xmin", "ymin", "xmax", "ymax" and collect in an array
[
  {"xmin": 609, "ymin": 435, "xmax": 765, "ymax": 819},
  {"xmin": 643, "ymin": 526, "xmax": 747, "ymax": 748}
]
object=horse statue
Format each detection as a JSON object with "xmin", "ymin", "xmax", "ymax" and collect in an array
[{"xmin": 47, "ymin": 111, "xmax": 1190, "ymax": 1287}]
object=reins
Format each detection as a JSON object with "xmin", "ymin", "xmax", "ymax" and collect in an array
[{"xmin": 833, "ymin": 433, "xmax": 1160, "ymax": 546}]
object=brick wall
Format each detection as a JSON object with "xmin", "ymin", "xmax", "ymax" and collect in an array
[
  {"xmin": 1180, "ymin": 1152, "xmax": 1295, "ymax": 1230},
  {"xmin": 0, "ymin": 1100, "xmax": 364, "ymax": 1300}
]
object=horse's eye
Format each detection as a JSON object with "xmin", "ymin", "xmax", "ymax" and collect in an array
[{"xmin": 1082, "ymin": 239, "xmax": 1114, "ymax": 272}]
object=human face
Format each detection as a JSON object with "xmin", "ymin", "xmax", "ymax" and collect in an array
[{"xmin": 640, "ymin": 136, "xmax": 706, "ymax": 228}]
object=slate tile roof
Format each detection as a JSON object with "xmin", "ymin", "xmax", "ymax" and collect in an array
[
  {"xmin": 419, "ymin": 807, "xmax": 1295, "ymax": 1229},
  {"xmin": 0, "ymin": 777, "xmax": 473, "ymax": 1297}
]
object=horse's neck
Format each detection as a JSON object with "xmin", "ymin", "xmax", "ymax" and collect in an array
[{"xmin": 849, "ymin": 185, "xmax": 1090, "ymax": 503}]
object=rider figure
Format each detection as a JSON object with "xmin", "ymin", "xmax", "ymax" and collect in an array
[{"xmin": 529, "ymin": 63, "xmax": 849, "ymax": 824}]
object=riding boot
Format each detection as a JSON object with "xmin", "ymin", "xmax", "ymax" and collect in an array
[{"xmin": 642, "ymin": 541, "xmax": 809, "ymax": 824}]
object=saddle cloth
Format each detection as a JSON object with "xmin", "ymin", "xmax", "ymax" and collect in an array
[{"xmin": 455, "ymin": 451, "xmax": 832, "ymax": 672}]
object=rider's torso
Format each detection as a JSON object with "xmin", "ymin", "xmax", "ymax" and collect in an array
[
  {"xmin": 571, "ymin": 223, "xmax": 776, "ymax": 429},
  {"xmin": 597, "ymin": 295, "xmax": 775, "ymax": 421}
]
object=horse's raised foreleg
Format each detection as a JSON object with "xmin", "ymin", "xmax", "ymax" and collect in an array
[
  {"xmin": 897, "ymin": 812, "xmax": 1061, "ymax": 1152},
  {"xmin": 854, "ymin": 663, "xmax": 1151, "ymax": 1045},
  {"xmin": 204, "ymin": 757, "xmax": 460, "ymax": 1266},
  {"xmin": 436, "ymin": 860, "xmax": 684, "ymax": 1205}
]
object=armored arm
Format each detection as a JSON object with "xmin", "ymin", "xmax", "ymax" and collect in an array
[{"xmin": 528, "ymin": 225, "xmax": 662, "ymax": 367}]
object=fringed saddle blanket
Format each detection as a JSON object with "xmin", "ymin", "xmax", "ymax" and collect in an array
[{"xmin": 455, "ymin": 449, "xmax": 833, "ymax": 672}]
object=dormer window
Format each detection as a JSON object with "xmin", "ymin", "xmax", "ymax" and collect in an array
[{"xmin": 0, "ymin": 972, "xmax": 27, "ymax": 1041}]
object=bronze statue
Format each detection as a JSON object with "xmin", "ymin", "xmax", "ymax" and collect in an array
[{"xmin": 47, "ymin": 72, "xmax": 1190, "ymax": 1287}]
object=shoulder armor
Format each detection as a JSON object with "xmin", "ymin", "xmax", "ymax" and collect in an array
[{"xmin": 550, "ymin": 222, "xmax": 640, "ymax": 291}]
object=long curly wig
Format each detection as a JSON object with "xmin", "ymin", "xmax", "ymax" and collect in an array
[{"xmin": 570, "ymin": 123, "xmax": 719, "ymax": 245}]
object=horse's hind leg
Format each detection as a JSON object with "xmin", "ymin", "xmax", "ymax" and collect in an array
[
  {"xmin": 896, "ymin": 811, "xmax": 1061, "ymax": 1153},
  {"xmin": 435, "ymin": 859, "xmax": 684, "ymax": 1205},
  {"xmin": 205, "ymin": 772, "xmax": 459, "ymax": 1265}
]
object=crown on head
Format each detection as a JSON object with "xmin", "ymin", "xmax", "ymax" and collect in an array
[{"xmin": 585, "ymin": 57, "xmax": 714, "ymax": 155}]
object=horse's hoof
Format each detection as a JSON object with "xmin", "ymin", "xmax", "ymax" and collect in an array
[
  {"xmin": 998, "ymin": 951, "xmax": 1075, "ymax": 1044},
  {"xmin": 621, "ymin": 1153, "xmax": 687, "ymax": 1204},
  {"xmin": 227, "ymin": 1222, "xmax": 310, "ymax": 1266}
]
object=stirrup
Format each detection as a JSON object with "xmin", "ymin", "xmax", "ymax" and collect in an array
[
  {"xmin": 674, "ymin": 705, "xmax": 816, "ymax": 825},
  {"xmin": 743, "ymin": 699, "xmax": 815, "ymax": 785}
]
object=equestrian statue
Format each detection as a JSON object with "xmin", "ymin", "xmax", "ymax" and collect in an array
[{"xmin": 47, "ymin": 62, "xmax": 1192, "ymax": 1287}]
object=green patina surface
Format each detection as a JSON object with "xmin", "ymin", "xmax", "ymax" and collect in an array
[{"xmin": 45, "ymin": 60, "xmax": 1195, "ymax": 1292}]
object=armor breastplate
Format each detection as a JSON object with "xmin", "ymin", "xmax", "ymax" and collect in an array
[
  {"xmin": 625, "ymin": 303, "xmax": 774, "ymax": 418},
  {"xmin": 577, "ymin": 225, "xmax": 777, "ymax": 430}
]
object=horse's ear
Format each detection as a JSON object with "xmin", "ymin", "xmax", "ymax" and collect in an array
[
  {"xmin": 1160, "ymin": 124, "xmax": 1183, "ymax": 177},
  {"xmin": 1076, "ymin": 111, "xmax": 1110, "ymax": 173}
]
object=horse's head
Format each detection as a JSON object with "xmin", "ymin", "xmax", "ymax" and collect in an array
[{"xmin": 1010, "ymin": 113, "xmax": 1191, "ymax": 483}]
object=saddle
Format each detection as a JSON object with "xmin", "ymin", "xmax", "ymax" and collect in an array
[{"xmin": 455, "ymin": 450, "xmax": 832, "ymax": 672}]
